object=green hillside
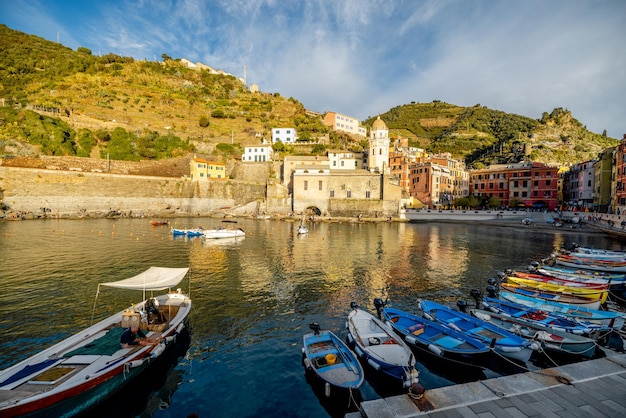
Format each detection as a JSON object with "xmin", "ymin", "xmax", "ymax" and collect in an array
[{"xmin": 0, "ymin": 24, "xmax": 618, "ymax": 167}]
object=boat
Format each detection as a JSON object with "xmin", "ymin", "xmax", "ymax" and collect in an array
[
  {"xmin": 346, "ymin": 302, "xmax": 420, "ymax": 391},
  {"xmin": 500, "ymin": 282, "xmax": 603, "ymax": 310},
  {"xmin": 504, "ymin": 276, "xmax": 609, "ymax": 304},
  {"xmin": 477, "ymin": 296, "xmax": 607, "ymax": 336},
  {"xmin": 171, "ymin": 227, "xmax": 204, "ymax": 237},
  {"xmin": 497, "ymin": 289, "xmax": 625, "ymax": 329},
  {"xmin": 297, "ymin": 225, "xmax": 308, "ymax": 235},
  {"xmin": 530, "ymin": 265, "xmax": 626, "ymax": 286},
  {"xmin": 0, "ymin": 267, "xmax": 192, "ymax": 418},
  {"xmin": 512, "ymin": 271, "xmax": 613, "ymax": 288},
  {"xmin": 566, "ymin": 244, "xmax": 626, "ymax": 260},
  {"xmin": 301, "ymin": 323, "xmax": 364, "ymax": 403},
  {"xmin": 150, "ymin": 220, "xmax": 169, "ymax": 226},
  {"xmin": 202, "ymin": 220, "xmax": 246, "ymax": 239},
  {"xmin": 417, "ymin": 299, "xmax": 538, "ymax": 363},
  {"xmin": 553, "ymin": 253, "xmax": 626, "ymax": 273},
  {"xmin": 469, "ymin": 308, "xmax": 597, "ymax": 359},
  {"xmin": 379, "ymin": 304, "xmax": 491, "ymax": 366}
]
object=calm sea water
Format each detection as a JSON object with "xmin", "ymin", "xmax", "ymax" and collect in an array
[{"xmin": 0, "ymin": 218, "xmax": 620, "ymax": 417}]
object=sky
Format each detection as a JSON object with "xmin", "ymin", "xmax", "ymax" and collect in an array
[{"xmin": 2, "ymin": 0, "xmax": 625, "ymax": 138}]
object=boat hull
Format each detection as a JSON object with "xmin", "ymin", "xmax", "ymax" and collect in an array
[{"xmin": 0, "ymin": 292, "xmax": 192, "ymax": 417}]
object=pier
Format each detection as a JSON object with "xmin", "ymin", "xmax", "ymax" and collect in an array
[{"xmin": 347, "ymin": 352, "xmax": 626, "ymax": 417}]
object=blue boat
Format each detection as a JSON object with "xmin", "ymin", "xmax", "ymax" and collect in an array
[
  {"xmin": 346, "ymin": 303, "xmax": 420, "ymax": 391},
  {"xmin": 498, "ymin": 289, "xmax": 625, "ymax": 329},
  {"xmin": 478, "ymin": 297, "xmax": 608, "ymax": 336},
  {"xmin": 380, "ymin": 306, "xmax": 491, "ymax": 366},
  {"xmin": 302, "ymin": 323, "xmax": 364, "ymax": 403},
  {"xmin": 417, "ymin": 300, "xmax": 538, "ymax": 363},
  {"xmin": 171, "ymin": 228, "xmax": 204, "ymax": 237}
]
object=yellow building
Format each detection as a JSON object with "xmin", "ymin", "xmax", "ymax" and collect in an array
[{"xmin": 190, "ymin": 157, "xmax": 227, "ymax": 180}]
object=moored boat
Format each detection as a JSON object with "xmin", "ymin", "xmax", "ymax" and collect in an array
[
  {"xmin": 553, "ymin": 254, "xmax": 626, "ymax": 273},
  {"xmin": 500, "ymin": 282, "xmax": 603, "ymax": 310},
  {"xmin": 530, "ymin": 265, "xmax": 626, "ymax": 286},
  {"xmin": 171, "ymin": 227, "xmax": 204, "ymax": 237},
  {"xmin": 302, "ymin": 323, "xmax": 364, "ymax": 403},
  {"xmin": 0, "ymin": 267, "xmax": 192, "ymax": 418},
  {"xmin": 470, "ymin": 309, "xmax": 597, "ymax": 359},
  {"xmin": 417, "ymin": 299, "xmax": 538, "ymax": 363},
  {"xmin": 497, "ymin": 289, "xmax": 625, "ymax": 329},
  {"xmin": 379, "ymin": 305, "xmax": 491, "ymax": 366},
  {"xmin": 297, "ymin": 225, "xmax": 308, "ymax": 235},
  {"xmin": 346, "ymin": 302, "xmax": 420, "ymax": 392},
  {"xmin": 202, "ymin": 220, "xmax": 246, "ymax": 239},
  {"xmin": 504, "ymin": 276, "xmax": 609, "ymax": 304}
]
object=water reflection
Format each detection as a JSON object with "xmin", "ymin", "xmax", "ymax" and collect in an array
[{"xmin": 0, "ymin": 218, "xmax": 620, "ymax": 417}]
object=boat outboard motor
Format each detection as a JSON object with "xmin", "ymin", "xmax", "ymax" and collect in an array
[
  {"xmin": 528, "ymin": 260, "xmax": 540, "ymax": 272},
  {"xmin": 374, "ymin": 298, "xmax": 385, "ymax": 319},
  {"xmin": 469, "ymin": 289, "xmax": 482, "ymax": 308},
  {"xmin": 309, "ymin": 322, "xmax": 321, "ymax": 336},
  {"xmin": 350, "ymin": 302, "xmax": 359, "ymax": 311},
  {"xmin": 486, "ymin": 285, "xmax": 498, "ymax": 298},
  {"xmin": 457, "ymin": 300, "xmax": 468, "ymax": 313}
]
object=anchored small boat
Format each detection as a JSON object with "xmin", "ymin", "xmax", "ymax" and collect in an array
[
  {"xmin": 346, "ymin": 302, "xmax": 420, "ymax": 391},
  {"xmin": 417, "ymin": 299, "xmax": 538, "ymax": 363},
  {"xmin": 0, "ymin": 267, "xmax": 192, "ymax": 418},
  {"xmin": 302, "ymin": 323, "xmax": 364, "ymax": 403},
  {"xmin": 202, "ymin": 220, "xmax": 246, "ymax": 239},
  {"xmin": 379, "ymin": 304, "xmax": 491, "ymax": 366}
]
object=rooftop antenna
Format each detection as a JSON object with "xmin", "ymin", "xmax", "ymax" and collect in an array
[
  {"xmin": 243, "ymin": 64, "xmax": 247, "ymax": 86},
  {"xmin": 57, "ymin": 31, "xmax": 60, "ymax": 43}
]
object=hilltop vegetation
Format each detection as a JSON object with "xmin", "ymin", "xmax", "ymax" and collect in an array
[
  {"xmin": 0, "ymin": 24, "xmax": 619, "ymax": 167},
  {"xmin": 366, "ymin": 102, "xmax": 618, "ymax": 168}
]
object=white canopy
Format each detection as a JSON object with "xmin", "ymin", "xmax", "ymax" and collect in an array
[{"xmin": 100, "ymin": 267, "xmax": 189, "ymax": 291}]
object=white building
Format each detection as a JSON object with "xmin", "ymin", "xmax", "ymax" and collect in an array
[
  {"xmin": 323, "ymin": 112, "xmax": 367, "ymax": 137},
  {"xmin": 327, "ymin": 149, "xmax": 364, "ymax": 170},
  {"xmin": 367, "ymin": 116, "xmax": 390, "ymax": 175},
  {"xmin": 242, "ymin": 145, "xmax": 274, "ymax": 162},
  {"xmin": 272, "ymin": 128, "xmax": 297, "ymax": 144}
]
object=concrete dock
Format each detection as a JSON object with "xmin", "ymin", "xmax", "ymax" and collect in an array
[{"xmin": 346, "ymin": 353, "xmax": 626, "ymax": 417}]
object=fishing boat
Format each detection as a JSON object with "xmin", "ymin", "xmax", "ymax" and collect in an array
[
  {"xmin": 565, "ymin": 244, "xmax": 626, "ymax": 260},
  {"xmin": 497, "ymin": 290, "xmax": 625, "ymax": 329},
  {"xmin": 477, "ymin": 297, "xmax": 607, "ymax": 336},
  {"xmin": 417, "ymin": 300, "xmax": 538, "ymax": 363},
  {"xmin": 553, "ymin": 254, "xmax": 626, "ymax": 273},
  {"xmin": 0, "ymin": 267, "xmax": 192, "ymax": 418},
  {"xmin": 530, "ymin": 264, "xmax": 626, "ymax": 286},
  {"xmin": 150, "ymin": 220, "xmax": 169, "ymax": 226},
  {"xmin": 500, "ymin": 282, "xmax": 603, "ymax": 310},
  {"xmin": 512, "ymin": 271, "xmax": 612, "ymax": 288},
  {"xmin": 379, "ymin": 305, "xmax": 491, "ymax": 366},
  {"xmin": 503, "ymin": 276, "xmax": 609, "ymax": 304},
  {"xmin": 346, "ymin": 303, "xmax": 420, "ymax": 391},
  {"xmin": 202, "ymin": 220, "xmax": 246, "ymax": 239},
  {"xmin": 301, "ymin": 323, "xmax": 364, "ymax": 403},
  {"xmin": 470, "ymin": 309, "xmax": 597, "ymax": 359}
]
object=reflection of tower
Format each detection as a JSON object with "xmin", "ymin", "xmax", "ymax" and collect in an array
[{"xmin": 368, "ymin": 116, "xmax": 390, "ymax": 174}]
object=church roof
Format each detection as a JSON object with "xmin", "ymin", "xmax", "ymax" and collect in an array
[{"xmin": 372, "ymin": 116, "xmax": 387, "ymax": 131}]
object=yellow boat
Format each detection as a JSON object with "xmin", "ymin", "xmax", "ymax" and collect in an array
[{"xmin": 505, "ymin": 276, "xmax": 609, "ymax": 303}]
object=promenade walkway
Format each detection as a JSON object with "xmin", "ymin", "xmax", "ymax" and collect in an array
[{"xmin": 346, "ymin": 352, "xmax": 626, "ymax": 417}]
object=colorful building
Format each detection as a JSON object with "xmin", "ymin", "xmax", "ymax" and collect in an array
[{"xmin": 190, "ymin": 157, "xmax": 227, "ymax": 180}]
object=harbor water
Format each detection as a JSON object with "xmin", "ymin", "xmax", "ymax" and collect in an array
[{"xmin": 0, "ymin": 218, "xmax": 620, "ymax": 417}]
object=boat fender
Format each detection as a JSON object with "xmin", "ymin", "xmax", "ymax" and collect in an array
[
  {"xmin": 427, "ymin": 344, "xmax": 443, "ymax": 356},
  {"xmin": 303, "ymin": 357, "xmax": 312, "ymax": 370},
  {"xmin": 354, "ymin": 344, "xmax": 363, "ymax": 357},
  {"xmin": 150, "ymin": 343, "xmax": 166, "ymax": 358},
  {"xmin": 367, "ymin": 359, "xmax": 381, "ymax": 371},
  {"xmin": 347, "ymin": 333, "xmax": 354, "ymax": 345},
  {"xmin": 165, "ymin": 335, "xmax": 176, "ymax": 343},
  {"xmin": 345, "ymin": 321, "xmax": 349, "ymax": 330},
  {"xmin": 405, "ymin": 336, "xmax": 417, "ymax": 346},
  {"xmin": 324, "ymin": 382, "xmax": 331, "ymax": 397},
  {"xmin": 126, "ymin": 359, "xmax": 144, "ymax": 369},
  {"xmin": 529, "ymin": 342, "xmax": 541, "ymax": 351},
  {"xmin": 175, "ymin": 322, "xmax": 185, "ymax": 334}
]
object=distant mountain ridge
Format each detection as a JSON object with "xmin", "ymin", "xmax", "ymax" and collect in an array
[{"xmin": 0, "ymin": 24, "xmax": 618, "ymax": 167}]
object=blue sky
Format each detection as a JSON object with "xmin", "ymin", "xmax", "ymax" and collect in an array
[{"xmin": 2, "ymin": 0, "xmax": 625, "ymax": 138}]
